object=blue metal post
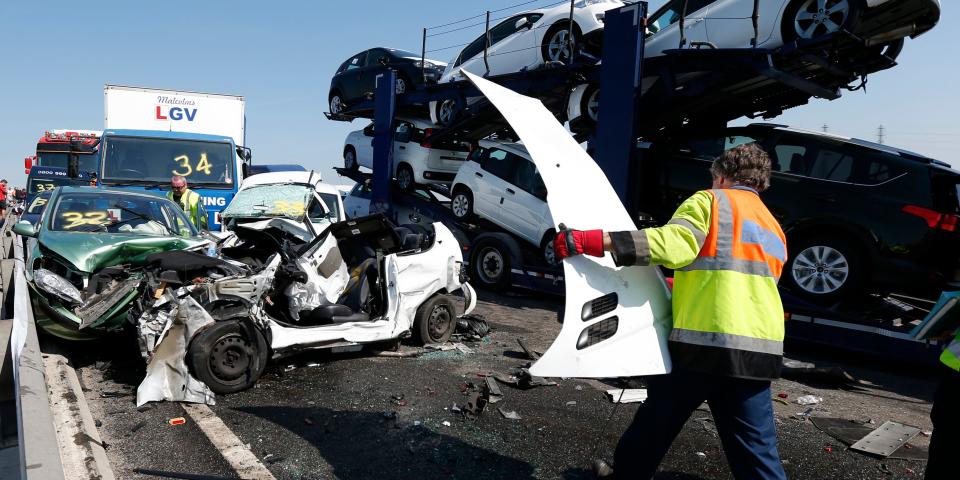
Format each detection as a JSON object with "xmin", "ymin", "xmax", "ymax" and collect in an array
[
  {"xmin": 370, "ymin": 69, "xmax": 397, "ymax": 214},
  {"xmin": 591, "ymin": 2, "xmax": 647, "ymax": 210}
]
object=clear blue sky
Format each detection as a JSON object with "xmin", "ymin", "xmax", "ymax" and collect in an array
[{"xmin": 1, "ymin": 0, "xmax": 957, "ymax": 187}]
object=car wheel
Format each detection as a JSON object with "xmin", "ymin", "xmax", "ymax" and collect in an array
[
  {"xmin": 344, "ymin": 147, "xmax": 358, "ymax": 171},
  {"xmin": 471, "ymin": 238, "xmax": 511, "ymax": 291},
  {"xmin": 542, "ymin": 231, "xmax": 559, "ymax": 266},
  {"xmin": 413, "ymin": 294, "xmax": 456, "ymax": 344},
  {"xmin": 450, "ymin": 188, "xmax": 473, "ymax": 220},
  {"xmin": 436, "ymin": 99, "xmax": 458, "ymax": 127},
  {"xmin": 329, "ymin": 92, "xmax": 345, "ymax": 114},
  {"xmin": 187, "ymin": 320, "xmax": 268, "ymax": 395},
  {"xmin": 396, "ymin": 163, "xmax": 415, "ymax": 191},
  {"xmin": 783, "ymin": 236, "xmax": 864, "ymax": 303},
  {"xmin": 542, "ymin": 22, "xmax": 582, "ymax": 64},
  {"xmin": 782, "ymin": 0, "xmax": 860, "ymax": 43},
  {"xmin": 396, "ymin": 77, "xmax": 407, "ymax": 94}
]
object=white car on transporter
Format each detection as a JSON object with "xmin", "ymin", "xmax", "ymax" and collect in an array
[
  {"xmin": 343, "ymin": 117, "xmax": 470, "ymax": 191},
  {"xmin": 449, "ymin": 140, "xmax": 558, "ymax": 281},
  {"xmin": 430, "ymin": 0, "xmax": 623, "ymax": 126},
  {"xmin": 567, "ymin": 0, "xmax": 942, "ymax": 129}
]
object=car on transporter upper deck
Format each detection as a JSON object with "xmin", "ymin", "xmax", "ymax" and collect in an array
[
  {"xmin": 638, "ymin": 123, "xmax": 960, "ymax": 303},
  {"xmin": 328, "ymin": 47, "xmax": 447, "ymax": 115}
]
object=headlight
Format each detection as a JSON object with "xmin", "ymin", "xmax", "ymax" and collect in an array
[{"xmin": 34, "ymin": 268, "xmax": 84, "ymax": 305}]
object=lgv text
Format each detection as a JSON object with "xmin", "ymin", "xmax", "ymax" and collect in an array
[{"xmin": 155, "ymin": 106, "xmax": 198, "ymax": 121}]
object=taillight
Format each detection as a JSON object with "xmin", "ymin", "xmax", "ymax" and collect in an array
[
  {"xmin": 902, "ymin": 205, "xmax": 960, "ymax": 232},
  {"xmin": 421, "ymin": 128, "xmax": 434, "ymax": 148}
]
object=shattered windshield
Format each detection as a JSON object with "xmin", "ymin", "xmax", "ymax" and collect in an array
[
  {"xmin": 50, "ymin": 191, "xmax": 198, "ymax": 237},
  {"xmin": 223, "ymin": 184, "xmax": 320, "ymax": 219},
  {"xmin": 101, "ymin": 136, "xmax": 234, "ymax": 188}
]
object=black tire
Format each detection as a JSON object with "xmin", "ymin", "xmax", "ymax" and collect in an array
[
  {"xmin": 396, "ymin": 163, "xmax": 415, "ymax": 191},
  {"xmin": 781, "ymin": 0, "xmax": 861, "ymax": 44},
  {"xmin": 413, "ymin": 294, "xmax": 456, "ymax": 345},
  {"xmin": 450, "ymin": 187, "xmax": 474, "ymax": 220},
  {"xmin": 329, "ymin": 90, "xmax": 345, "ymax": 114},
  {"xmin": 541, "ymin": 230, "xmax": 559, "ymax": 266},
  {"xmin": 435, "ymin": 98, "xmax": 458, "ymax": 128},
  {"xmin": 470, "ymin": 237, "xmax": 512, "ymax": 291},
  {"xmin": 344, "ymin": 146, "xmax": 359, "ymax": 171},
  {"xmin": 782, "ymin": 235, "xmax": 865, "ymax": 303},
  {"xmin": 542, "ymin": 22, "xmax": 582, "ymax": 65},
  {"xmin": 187, "ymin": 320, "xmax": 269, "ymax": 395}
]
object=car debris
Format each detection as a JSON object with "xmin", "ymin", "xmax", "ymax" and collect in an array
[
  {"xmin": 796, "ymin": 395, "xmax": 823, "ymax": 405},
  {"xmin": 498, "ymin": 407, "xmax": 521, "ymax": 420},
  {"xmin": 516, "ymin": 337, "xmax": 541, "ymax": 360},
  {"xmin": 454, "ymin": 314, "xmax": 490, "ymax": 340},
  {"xmin": 485, "ymin": 377, "xmax": 503, "ymax": 403},
  {"xmin": 167, "ymin": 417, "xmax": 186, "ymax": 426},
  {"xmin": 850, "ymin": 421, "xmax": 922, "ymax": 458},
  {"xmin": 605, "ymin": 389, "xmax": 648, "ymax": 404}
]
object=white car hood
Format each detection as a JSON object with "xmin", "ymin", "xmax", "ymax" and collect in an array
[{"xmin": 464, "ymin": 71, "xmax": 672, "ymax": 378}]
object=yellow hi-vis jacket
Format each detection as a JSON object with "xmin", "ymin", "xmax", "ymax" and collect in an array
[
  {"xmin": 608, "ymin": 187, "xmax": 788, "ymax": 380},
  {"xmin": 941, "ymin": 332, "xmax": 960, "ymax": 372},
  {"xmin": 166, "ymin": 188, "xmax": 208, "ymax": 230}
]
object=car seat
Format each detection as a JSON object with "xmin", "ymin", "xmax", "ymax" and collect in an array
[
  {"xmin": 394, "ymin": 226, "xmax": 427, "ymax": 252},
  {"xmin": 309, "ymin": 257, "xmax": 379, "ymax": 324}
]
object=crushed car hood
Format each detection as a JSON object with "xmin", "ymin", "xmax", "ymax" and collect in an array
[
  {"xmin": 464, "ymin": 71, "xmax": 672, "ymax": 379},
  {"xmin": 39, "ymin": 231, "xmax": 207, "ymax": 273}
]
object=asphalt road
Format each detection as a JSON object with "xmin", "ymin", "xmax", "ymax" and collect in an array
[{"xmin": 61, "ymin": 290, "xmax": 939, "ymax": 480}]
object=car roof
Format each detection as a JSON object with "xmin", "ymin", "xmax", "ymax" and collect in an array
[
  {"xmin": 238, "ymin": 171, "xmax": 340, "ymax": 195},
  {"xmin": 102, "ymin": 129, "xmax": 235, "ymax": 144}
]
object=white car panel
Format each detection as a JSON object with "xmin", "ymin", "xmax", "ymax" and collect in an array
[{"xmin": 465, "ymin": 71, "xmax": 672, "ymax": 378}]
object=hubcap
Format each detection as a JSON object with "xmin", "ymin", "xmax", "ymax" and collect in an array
[
  {"xmin": 331, "ymin": 95, "xmax": 344, "ymax": 114},
  {"xmin": 544, "ymin": 241, "xmax": 558, "ymax": 266},
  {"xmin": 209, "ymin": 334, "xmax": 252, "ymax": 381},
  {"xmin": 397, "ymin": 168, "xmax": 412, "ymax": 189},
  {"xmin": 428, "ymin": 304, "xmax": 451, "ymax": 340},
  {"xmin": 548, "ymin": 29, "xmax": 573, "ymax": 62},
  {"xmin": 452, "ymin": 194, "xmax": 469, "ymax": 217},
  {"xmin": 586, "ymin": 88, "xmax": 600, "ymax": 122},
  {"xmin": 794, "ymin": 0, "xmax": 850, "ymax": 39},
  {"xmin": 439, "ymin": 100, "xmax": 456, "ymax": 125},
  {"xmin": 791, "ymin": 245, "xmax": 849, "ymax": 294},
  {"xmin": 478, "ymin": 248, "xmax": 504, "ymax": 284},
  {"xmin": 396, "ymin": 78, "xmax": 406, "ymax": 94}
]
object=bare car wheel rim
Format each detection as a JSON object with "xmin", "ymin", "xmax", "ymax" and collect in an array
[
  {"xmin": 794, "ymin": 0, "xmax": 850, "ymax": 39},
  {"xmin": 452, "ymin": 194, "xmax": 469, "ymax": 217},
  {"xmin": 397, "ymin": 168, "xmax": 413, "ymax": 189},
  {"xmin": 209, "ymin": 334, "xmax": 252, "ymax": 381},
  {"xmin": 428, "ymin": 304, "xmax": 452, "ymax": 340},
  {"xmin": 478, "ymin": 248, "xmax": 504, "ymax": 284},
  {"xmin": 791, "ymin": 245, "xmax": 849, "ymax": 294},
  {"xmin": 439, "ymin": 100, "xmax": 456, "ymax": 125},
  {"xmin": 345, "ymin": 151, "xmax": 356, "ymax": 169},
  {"xmin": 330, "ymin": 95, "xmax": 343, "ymax": 114},
  {"xmin": 548, "ymin": 29, "xmax": 573, "ymax": 62}
]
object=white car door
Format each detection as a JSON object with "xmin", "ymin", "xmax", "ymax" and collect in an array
[
  {"xmin": 343, "ymin": 183, "xmax": 372, "ymax": 218},
  {"xmin": 465, "ymin": 71, "xmax": 672, "ymax": 379},
  {"xmin": 356, "ymin": 123, "xmax": 376, "ymax": 169},
  {"xmin": 472, "ymin": 149, "xmax": 514, "ymax": 226},
  {"xmin": 458, "ymin": 13, "xmax": 539, "ymax": 77},
  {"xmin": 499, "ymin": 156, "xmax": 547, "ymax": 246},
  {"xmin": 706, "ymin": 0, "xmax": 783, "ymax": 47},
  {"xmin": 644, "ymin": 0, "xmax": 712, "ymax": 57}
]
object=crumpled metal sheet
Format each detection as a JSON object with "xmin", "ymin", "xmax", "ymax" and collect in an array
[
  {"xmin": 136, "ymin": 296, "xmax": 216, "ymax": 406},
  {"xmin": 235, "ymin": 217, "xmax": 313, "ymax": 243},
  {"xmin": 33, "ymin": 268, "xmax": 83, "ymax": 305},
  {"xmin": 75, "ymin": 277, "xmax": 142, "ymax": 329},
  {"xmin": 284, "ymin": 234, "xmax": 348, "ymax": 321}
]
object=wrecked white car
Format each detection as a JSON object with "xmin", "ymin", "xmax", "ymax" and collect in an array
[{"xmin": 136, "ymin": 213, "xmax": 476, "ymax": 403}]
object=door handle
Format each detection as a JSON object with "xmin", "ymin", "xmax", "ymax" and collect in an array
[
  {"xmin": 506, "ymin": 188, "xmax": 516, "ymax": 194},
  {"xmin": 475, "ymin": 172, "xmax": 483, "ymax": 178}
]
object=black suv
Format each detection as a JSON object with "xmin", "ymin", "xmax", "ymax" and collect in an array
[
  {"xmin": 328, "ymin": 47, "xmax": 446, "ymax": 115},
  {"xmin": 638, "ymin": 124, "xmax": 960, "ymax": 303}
]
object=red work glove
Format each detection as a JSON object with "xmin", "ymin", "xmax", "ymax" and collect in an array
[{"xmin": 554, "ymin": 223, "xmax": 605, "ymax": 261}]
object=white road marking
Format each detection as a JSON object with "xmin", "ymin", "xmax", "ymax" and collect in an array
[{"xmin": 181, "ymin": 403, "xmax": 277, "ymax": 480}]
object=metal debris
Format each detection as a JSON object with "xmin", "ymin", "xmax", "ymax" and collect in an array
[
  {"xmin": 796, "ymin": 395, "xmax": 823, "ymax": 405},
  {"xmin": 850, "ymin": 421, "xmax": 922, "ymax": 458},
  {"xmin": 605, "ymin": 389, "xmax": 647, "ymax": 403},
  {"xmin": 498, "ymin": 407, "xmax": 521, "ymax": 420}
]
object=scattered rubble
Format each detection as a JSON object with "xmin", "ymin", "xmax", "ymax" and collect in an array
[
  {"xmin": 796, "ymin": 395, "xmax": 823, "ymax": 405},
  {"xmin": 498, "ymin": 407, "xmax": 521, "ymax": 420},
  {"xmin": 605, "ymin": 389, "xmax": 647, "ymax": 403}
]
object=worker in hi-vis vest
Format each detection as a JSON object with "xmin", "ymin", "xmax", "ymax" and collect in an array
[
  {"xmin": 925, "ymin": 327, "xmax": 960, "ymax": 479},
  {"xmin": 555, "ymin": 144, "xmax": 788, "ymax": 479},
  {"xmin": 167, "ymin": 175, "xmax": 207, "ymax": 230}
]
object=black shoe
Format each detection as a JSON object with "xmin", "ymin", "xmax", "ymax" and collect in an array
[{"xmin": 593, "ymin": 459, "xmax": 614, "ymax": 478}]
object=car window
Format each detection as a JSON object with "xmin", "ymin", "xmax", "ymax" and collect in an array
[
  {"xmin": 362, "ymin": 123, "xmax": 375, "ymax": 136},
  {"xmin": 481, "ymin": 149, "xmax": 514, "ymax": 180},
  {"xmin": 724, "ymin": 135, "xmax": 757, "ymax": 150},
  {"xmin": 772, "ymin": 144, "xmax": 809, "ymax": 175},
  {"xmin": 345, "ymin": 52, "xmax": 367, "ymax": 71},
  {"xmin": 808, "ymin": 147, "xmax": 854, "ymax": 182},
  {"xmin": 674, "ymin": 137, "xmax": 723, "ymax": 160},
  {"xmin": 395, "ymin": 122, "xmax": 416, "ymax": 143},
  {"xmin": 365, "ymin": 49, "xmax": 388, "ymax": 67},
  {"xmin": 456, "ymin": 36, "xmax": 487, "ymax": 68},
  {"xmin": 489, "ymin": 14, "xmax": 526, "ymax": 47},
  {"xmin": 511, "ymin": 158, "xmax": 547, "ymax": 197},
  {"xmin": 648, "ymin": 0, "xmax": 714, "ymax": 34},
  {"xmin": 351, "ymin": 182, "xmax": 373, "ymax": 199}
]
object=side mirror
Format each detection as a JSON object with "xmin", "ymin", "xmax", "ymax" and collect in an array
[
  {"xmin": 515, "ymin": 17, "xmax": 531, "ymax": 30},
  {"xmin": 236, "ymin": 146, "xmax": 253, "ymax": 163},
  {"xmin": 12, "ymin": 221, "xmax": 37, "ymax": 238}
]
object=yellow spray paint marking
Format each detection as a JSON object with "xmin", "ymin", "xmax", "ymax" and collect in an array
[
  {"xmin": 34, "ymin": 183, "xmax": 56, "ymax": 192},
  {"xmin": 272, "ymin": 200, "xmax": 305, "ymax": 216},
  {"xmin": 61, "ymin": 211, "xmax": 109, "ymax": 230},
  {"xmin": 171, "ymin": 153, "xmax": 213, "ymax": 177}
]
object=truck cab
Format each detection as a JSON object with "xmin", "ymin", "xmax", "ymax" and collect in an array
[{"xmin": 97, "ymin": 129, "xmax": 249, "ymax": 229}]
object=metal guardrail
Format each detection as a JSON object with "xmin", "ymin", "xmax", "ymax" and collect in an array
[{"xmin": 1, "ymin": 217, "xmax": 66, "ymax": 479}]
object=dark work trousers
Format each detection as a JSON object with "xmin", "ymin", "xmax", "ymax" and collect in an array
[
  {"xmin": 925, "ymin": 366, "xmax": 960, "ymax": 479},
  {"xmin": 613, "ymin": 370, "xmax": 787, "ymax": 480}
]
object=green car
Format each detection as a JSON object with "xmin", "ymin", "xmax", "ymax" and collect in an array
[{"xmin": 13, "ymin": 186, "xmax": 208, "ymax": 340}]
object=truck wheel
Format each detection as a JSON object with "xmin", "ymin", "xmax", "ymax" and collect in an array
[
  {"xmin": 187, "ymin": 320, "xmax": 268, "ymax": 395},
  {"xmin": 451, "ymin": 187, "xmax": 474, "ymax": 220},
  {"xmin": 413, "ymin": 294, "xmax": 456, "ymax": 344},
  {"xmin": 471, "ymin": 237, "xmax": 511, "ymax": 291},
  {"xmin": 782, "ymin": 235, "xmax": 864, "ymax": 304}
]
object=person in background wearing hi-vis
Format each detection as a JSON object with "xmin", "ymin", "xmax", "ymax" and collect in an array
[
  {"xmin": 555, "ymin": 144, "xmax": 789, "ymax": 480},
  {"xmin": 925, "ymin": 325, "xmax": 960, "ymax": 479},
  {"xmin": 167, "ymin": 175, "xmax": 207, "ymax": 230}
]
